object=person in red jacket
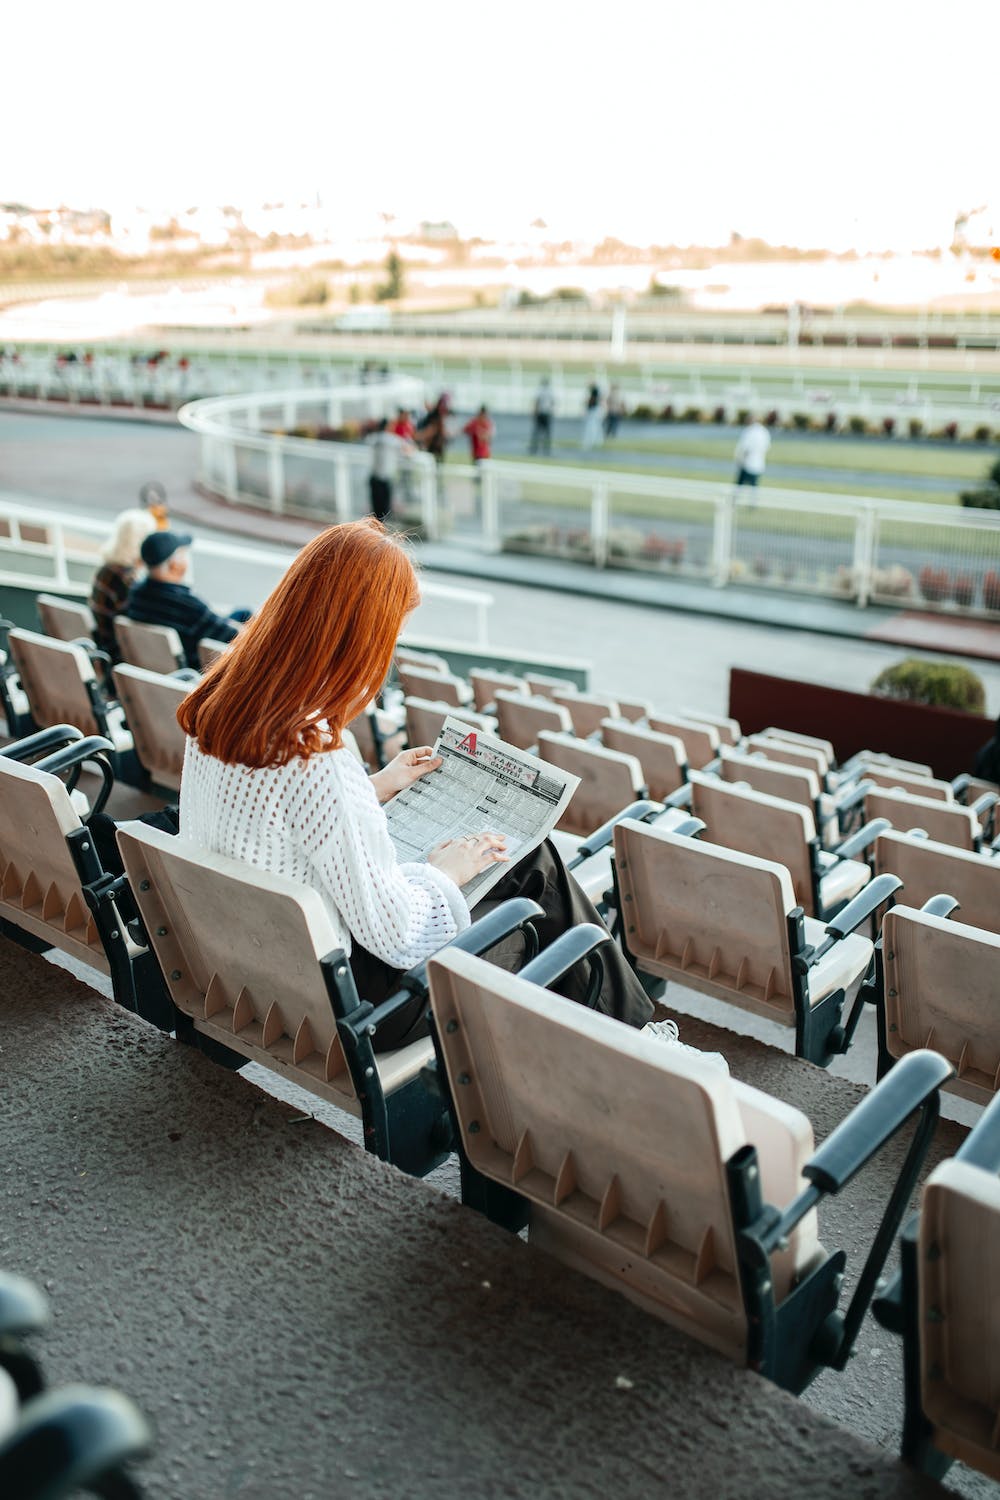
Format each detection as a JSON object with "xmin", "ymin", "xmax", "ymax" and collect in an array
[
  {"xmin": 390, "ymin": 407, "xmax": 415, "ymax": 441},
  {"xmin": 462, "ymin": 405, "xmax": 494, "ymax": 463}
]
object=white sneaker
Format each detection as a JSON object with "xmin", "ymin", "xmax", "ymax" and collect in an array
[{"xmin": 644, "ymin": 1018, "xmax": 729, "ymax": 1074}]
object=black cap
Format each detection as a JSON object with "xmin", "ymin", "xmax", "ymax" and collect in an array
[{"xmin": 141, "ymin": 530, "xmax": 193, "ymax": 568}]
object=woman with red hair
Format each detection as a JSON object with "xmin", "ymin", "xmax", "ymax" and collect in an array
[{"xmin": 177, "ymin": 520, "xmax": 654, "ymax": 1048}]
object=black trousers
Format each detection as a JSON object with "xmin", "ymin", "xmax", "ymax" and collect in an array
[
  {"xmin": 350, "ymin": 838, "xmax": 653, "ymax": 1052},
  {"xmin": 369, "ymin": 474, "xmax": 392, "ymax": 521}
]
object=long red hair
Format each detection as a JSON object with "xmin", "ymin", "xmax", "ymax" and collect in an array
[{"xmin": 177, "ymin": 520, "xmax": 419, "ymax": 766}]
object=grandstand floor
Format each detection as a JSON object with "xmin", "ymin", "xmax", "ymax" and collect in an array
[{"xmin": 2, "ymin": 935, "xmax": 975, "ymax": 1500}]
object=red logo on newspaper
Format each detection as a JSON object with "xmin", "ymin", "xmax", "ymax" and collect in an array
[{"xmin": 456, "ymin": 731, "xmax": 478, "ymax": 754}]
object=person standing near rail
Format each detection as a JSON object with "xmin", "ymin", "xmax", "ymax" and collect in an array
[{"xmin": 733, "ymin": 413, "xmax": 771, "ymax": 495}]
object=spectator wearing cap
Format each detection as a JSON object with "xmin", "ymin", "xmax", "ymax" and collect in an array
[{"xmin": 125, "ymin": 531, "xmax": 251, "ymax": 670}]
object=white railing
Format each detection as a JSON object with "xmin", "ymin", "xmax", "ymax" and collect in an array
[
  {"xmin": 178, "ymin": 386, "xmax": 1000, "ymax": 620},
  {"xmin": 0, "ymin": 493, "xmax": 495, "ymax": 646}
]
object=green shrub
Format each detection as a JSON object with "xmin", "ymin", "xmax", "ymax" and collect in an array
[
  {"xmin": 681, "ymin": 406, "xmax": 703, "ymax": 422},
  {"xmin": 908, "ymin": 417, "xmax": 924, "ymax": 438},
  {"xmin": 848, "ymin": 415, "xmax": 868, "ymax": 435},
  {"xmin": 791, "ymin": 412, "xmax": 811, "ymax": 430},
  {"xmin": 870, "ymin": 658, "xmax": 985, "ymax": 714},
  {"xmin": 631, "ymin": 403, "xmax": 655, "ymax": 421},
  {"xmin": 959, "ymin": 457, "xmax": 1000, "ymax": 509},
  {"xmin": 974, "ymin": 425, "xmax": 993, "ymax": 442}
]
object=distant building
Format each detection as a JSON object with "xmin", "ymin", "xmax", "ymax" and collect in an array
[{"xmin": 954, "ymin": 205, "xmax": 997, "ymax": 251}]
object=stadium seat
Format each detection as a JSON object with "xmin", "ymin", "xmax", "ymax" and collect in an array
[
  {"xmin": 874, "ymin": 1090, "xmax": 1000, "ymax": 1482},
  {"xmin": 686, "ymin": 772, "xmax": 874, "ymax": 920},
  {"xmin": 551, "ymin": 689, "xmax": 620, "ymax": 738},
  {"xmin": 197, "ymin": 637, "xmax": 229, "ymax": 670},
  {"xmin": 873, "ymin": 829, "xmax": 1000, "ymax": 935},
  {"xmin": 614, "ymin": 819, "xmax": 895, "ymax": 1064},
  {"xmin": 612, "ymin": 696, "xmax": 653, "ymax": 723},
  {"xmin": 113, "ymin": 617, "xmax": 185, "ymax": 675},
  {"xmin": 863, "ymin": 786, "xmax": 989, "ymax": 851},
  {"xmin": 0, "ymin": 731, "xmax": 160, "ymax": 1018},
  {"xmin": 679, "ymin": 707, "xmax": 741, "ymax": 746},
  {"xmin": 525, "ymin": 672, "xmax": 575, "ymax": 697},
  {"xmin": 427, "ymin": 941, "xmax": 951, "ymax": 1390},
  {"xmin": 6, "ymin": 628, "xmax": 132, "ymax": 751},
  {"xmin": 396, "ymin": 662, "xmax": 471, "ymax": 707},
  {"xmin": 855, "ymin": 764, "xmax": 955, "ymax": 802},
  {"xmin": 395, "ymin": 646, "xmax": 449, "ymax": 673},
  {"xmin": 718, "ymin": 747, "xmax": 838, "ymax": 845},
  {"xmin": 873, "ymin": 902, "xmax": 1000, "ymax": 1101},
  {"xmin": 494, "ymin": 690, "xmax": 572, "ymax": 751},
  {"xmin": 647, "ymin": 713, "xmax": 719, "ymax": 770},
  {"xmin": 36, "ymin": 593, "xmax": 97, "ymax": 644},
  {"xmin": 841, "ymin": 748, "xmax": 933, "ymax": 779},
  {"xmin": 468, "ymin": 668, "xmax": 525, "ymax": 713},
  {"xmin": 0, "ymin": 1270, "xmax": 150, "ymax": 1498},
  {"xmin": 116, "ymin": 819, "xmax": 545, "ymax": 1177},
  {"xmin": 111, "ymin": 665, "xmax": 188, "ymax": 792},
  {"xmin": 600, "ymin": 719, "xmax": 688, "ymax": 801},
  {"xmin": 404, "ymin": 696, "xmax": 495, "ymax": 748},
  {"xmin": 762, "ymin": 727, "xmax": 836, "ymax": 763},
  {"xmin": 536, "ymin": 731, "xmax": 646, "ymax": 837},
  {"xmin": 744, "ymin": 735, "xmax": 834, "ymax": 786}
]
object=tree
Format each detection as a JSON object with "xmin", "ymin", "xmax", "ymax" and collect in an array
[{"xmin": 375, "ymin": 250, "xmax": 405, "ymax": 303}]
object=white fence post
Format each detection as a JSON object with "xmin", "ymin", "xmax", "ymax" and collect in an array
[
  {"xmin": 419, "ymin": 460, "xmax": 440, "ymax": 541},
  {"xmin": 333, "ymin": 456, "xmax": 352, "ymax": 523},
  {"xmin": 219, "ymin": 437, "xmax": 238, "ymax": 502},
  {"xmin": 713, "ymin": 492, "xmax": 734, "ymax": 587},
  {"xmin": 591, "ymin": 482, "xmax": 609, "ymax": 568},
  {"xmin": 267, "ymin": 442, "xmax": 285, "ymax": 515},
  {"xmin": 853, "ymin": 505, "xmax": 877, "ymax": 607},
  {"xmin": 480, "ymin": 461, "xmax": 499, "ymax": 551}
]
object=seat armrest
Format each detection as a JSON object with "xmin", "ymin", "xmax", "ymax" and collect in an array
[
  {"xmin": 972, "ymin": 790, "xmax": 998, "ymax": 818},
  {"xmin": 568, "ymin": 799, "xmax": 660, "ymax": 865},
  {"xmin": 832, "ymin": 778, "xmax": 873, "ymax": 816},
  {"xmin": 951, "ymin": 772, "xmax": 971, "ymax": 800},
  {"xmin": 833, "ymin": 817, "xmax": 891, "ymax": 860},
  {"xmin": 0, "ymin": 1272, "xmax": 49, "ymax": 1337},
  {"xmin": 805, "ymin": 1050, "xmax": 953, "ymax": 1195},
  {"xmin": 34, "ymin": 736, "xmax": 116, "ymax": 813},
  {"xmin": 920, "ymin": 892, "xmax": 960, "ymax": 920},
  {"xmin": 954, "ymin": 1089, "xmax": 1000, "ymax": 1172},
  {"xmin": 519, "ymin": 924, "xmax": 610, "ymax": 989},
  {"xmin": 389, "ymin": 897, "xmax": 545, "ymax": 1007},
  {"xmin": 808, "ymin": 873, "xmax": 901, "ymax": 968},
  {"xmin": 671, "ymin": 816, "xmax": 706, "ymax": 839},
  {"xmin": 664, "ymin": 783, "xmax": 692, "ymax": 810},
  {"xmin": 0, "ymin": 724, "xmax": 83, "ymax": 762},
  {"xmin": 0, "ymin": 1385, "xmax": 152, "ymax": 1494}
]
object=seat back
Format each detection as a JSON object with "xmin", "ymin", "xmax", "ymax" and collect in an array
[
  {"xmin": 7, "ymin": 628, "xmax": 101, "ymax": 735},
  {"xmin": 0, "ymin": 754, "xmax": 104, "ymax": 968},
  {"xmin": 404, "ymin": 697, "xmax": 495, "ymax": 748},
  {"xmin": 851, "ymin": 749, "xmax": 933, "ymax": 778},
  {"xmin": 525, "ymin": 672, "xmax": 574, "ymax": 697},
  {"xmin": 680, "ymin": 708, "xmax": 741, "ymax": 746},
  {"xmin": 614, "ymin": 696, "xmax": 653, "ymax": 723},
  {"xmin": 600, "ymin": 718, "xmax": 687, "ymax": 801},
  {"xmin": 858, "ymin": 764, "xmax": 953, "ymax": 801},
  {"xmin": 116, "ymin": 821, "xmax": 361, "ymax": 1106},
  {"xmin": 720, "ymin": 748, "xmax": 821, "ymax": 816},
  {"xmin": 111, "ymin": 665, "xmax": 188, "ymax": 791},
  {"xmin": 919, "ymin": 1158, "xmax": 1000, "ymax": 1480},
  {"xmin": 744, "ymin": 736, "xmax": 831, "ymax": 780},
  {"xmin": 647, "ymin": 714, "xmax": 719, "ymax": 770},
  {"xmin": 396, "ymin": 647, "xmax": 449, "ymax": 673},
  {"xmin": 965, "ymin": 775, "xmax": 1000, "ymax": 803},
  {"xmin": 882, "ymin": 905, "xmax": 1000, "ymax": 1103},
  {"xmin": 615, "ymin": 820, "xmax": 799, "ymax": 1020},
  {"xmin": 469, "ymin": 668, "xmax": 525, "ymax": 712},
  {"xmin": 864, "ymin": 788, "xmax": 979, "ymax": 850},
  {"xmin": 396, "ymin": 663, "xmax": 467, "ymax": 706},
  {"xmin": 428, "ymin": 945, "xmax": 816, "ymax": 1362},
  {"xmin": 552, "ymin": 690, "xmax": 620, "ymax": 738},
  {"xmin": 494, "ymin": 691, "xmax": 572, "ymax": 750},
  {"xmin": 762, "ymin": 727, "xmax": 835, "ymax": 762},
  {"xmin": 36, "ymin": 593, "xmax": 96, "ymax": 643},
  {"xmin": 536, "ymin": 732, "xmax": 643, "ymax": 836},
  {"xmin": 114, "ymin": 616, "xmax": 184, "ymax": 674},
  {"xmin": 689, "ymin": 771, "xmax": 818, "ymax": 914},
  {"xmin": 197, "ymin": 637, "xmax": 229, "ymax": 671},
  {"xmin": 874, "ymin": 830, "xmax": 1000, "ymax": 936}
]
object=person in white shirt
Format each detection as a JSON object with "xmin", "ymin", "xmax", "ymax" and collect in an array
[
  {"xmin": 734, "ymin": 415, "xmax": 772, "ymax": 492},
  {"xmin": 366, "ymin": 419, "xmax": 410, "ymax": 521},
  {"xmin": 176, "ymin": 519, "xmax": 655, "ymax": 1050}
]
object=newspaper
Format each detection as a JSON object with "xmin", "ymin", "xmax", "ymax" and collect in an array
[{"xmin": 384, "ymin": 715, "xmax": 580, "ymax": 903}]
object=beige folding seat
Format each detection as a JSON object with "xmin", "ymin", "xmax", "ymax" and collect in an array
[
  {"xmin": 429, "ymin": 944, "xmax": 947, "ymax": 1385},
  {"xmin": 762, "ymin": 727, "xmax": 836, "ymax": 763},
  {"xmin": 844, "ymin": 748, "xmax": 933, "ymax": 779},
  {"xmin": 113, "ymin": 617, "xmax": 185, "ymax": 675},
  {"xmin": 494, "ymin": 691, "xmax": 572, "ymax": 751},
  {"xmin": 680, "ymin": 708, "xmax": 741, "ymax": 746},
  {"xmin": 525, "ymin": 672, "xmax": 575, "ymax": 697},
  {"xmin": 404, "ymin": 696, "xmax": 495, "ymax": 749},
  {"xmin": 116, "ymin": 821, "xmax": 542, "ymax": 1175},
  {"xmin": 469, "ymin": 668, "xmax": 525, "ymax": 713},
  {"xmin": 346, "ymin": 702, "xmax": 405, "ymax": 772},
  {"xmin": 552, "ymin": 689, "xmax": 620, "ymax": 739},
  {"xmin": 7, "ymin": 629, "xmax": 132, "ymax": 751},
  {"xmin": 864, "ymin": 786, "xmax": 982, "ymax": 851},
  {"xmin": 396, "ymin": 663, "xmax": 471, "ymax": 707},
  {"xmin": 647, "ymin": 713, "xmax": 719, "ymax": 770},
  {"xmin": 880, "ymin": 904, "xmax": 1000, "ymax": 1104},
  {"xmin": 613, "ymin": 696, "xmax": 653, "ymax": 723},
  {"xmin": 537, "ymin": 731, "xmax": 645, "ymax": 838},
  {"xmin": 856, "ymin": 764, "xmax": 953, "ymax": 802},
  {"xmin": 744, "ymin": 736, "xmax": 832, "ymax": 783},
  {"xmin": 197, "ymin": 637, "xmax": 229, "ymax": 671},
  {"xmin": 719, "ymin": 747, "xmax": 837, "ymax": 847},
  {"xmin": 111, "ymin": 665, "xmax": 188, "ymax": 792},
  {"xmin": 36, "ymin": 593, "xmax": 96, "ymax": 643},
  {"xmin": 395, "ymin": 646, "xmax": 449, "ymax": 673},
  {"xmin": 965, "ymin": 774, "xmax": 1000, "ymax": 803},
  {"xmin": 874, "ymin": 830, "xmax": 1000, "ymax": 936},
  {"xmin": 600, "ymin": 718, "xmax": 687, "ymax": 802},
  {"xmin": 689, "ymin": 771, "xmax": 870, "ymax": 919}
]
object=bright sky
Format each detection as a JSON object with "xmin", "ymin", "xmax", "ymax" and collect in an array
[{"xmin": 7, "ymin": 0, "xmax": 999, "ymax": 250}]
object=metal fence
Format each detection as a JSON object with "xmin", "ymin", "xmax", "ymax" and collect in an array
[{"xmin": 179, "ymin": 387, "xmax": 1000, "ymax": 620}]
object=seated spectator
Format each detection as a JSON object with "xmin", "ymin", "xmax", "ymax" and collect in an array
[
  {"xmin": 176, "ymin": 519, "xmax": 656, "ymax": 1051},
  {"xmin": 90, "ymin": 508, "xmax": 157, "ymax": 661},
  {"xmin": 126, "ymin": 531, "xmax": 250, "ymax": 670},
  {"xmin": 974, "ymin": 712, "xmax": 1000, "ymax": 784}
]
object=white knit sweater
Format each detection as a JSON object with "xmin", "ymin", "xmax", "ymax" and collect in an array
[{"xmin": 179, "ymin": 737, "xmax": 470, "ymax": 969}]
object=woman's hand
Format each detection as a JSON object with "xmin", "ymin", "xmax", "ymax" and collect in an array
[
  {"xmin": 427, "ymin": 832, "xmax": 509, "ymax": 888},
  {"xmin": 370, "ymin": 745, "xmax": 443, "ymax": 804}
]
